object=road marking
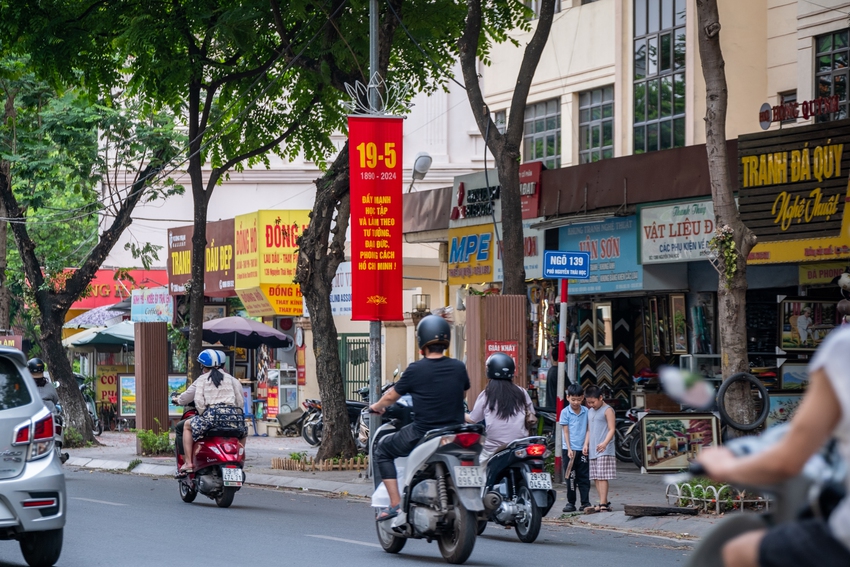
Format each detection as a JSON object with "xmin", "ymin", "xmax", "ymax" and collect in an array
[
  {"xmin": 71, "ymin": 497, "xmax": 127, "ymax": 507},
  {"xmin": 305, "ymin": 535, "xmax": 381, "ymax": 548}
]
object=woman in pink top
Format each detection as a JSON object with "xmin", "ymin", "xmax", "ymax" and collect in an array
[{"xmin": 466, "ymin": 352, "xmax": 536, "ymax": 463}]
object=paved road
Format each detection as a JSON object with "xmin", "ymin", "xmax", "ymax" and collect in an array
[{"xmin": 0, "ymin": 469, "xmax": 693, "ymax": 566}]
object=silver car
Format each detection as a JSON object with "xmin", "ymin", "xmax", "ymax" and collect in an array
[{"xmin": 0, "ymin": 348, "xmax": 66, "ymax": 566}]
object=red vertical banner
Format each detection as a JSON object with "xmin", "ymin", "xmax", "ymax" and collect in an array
[{"xmin": 349, "ymin": 116, "xmax": 404, "ymax": 321}]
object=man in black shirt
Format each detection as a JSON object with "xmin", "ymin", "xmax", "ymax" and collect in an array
[{"xmin": 370, "ymin": 315, "xmax": 470, "ymax": 520}]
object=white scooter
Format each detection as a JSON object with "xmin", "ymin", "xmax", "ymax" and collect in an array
[{"xmin": 371, "ymin": 418, "xmax": 490, "ymax": 565}]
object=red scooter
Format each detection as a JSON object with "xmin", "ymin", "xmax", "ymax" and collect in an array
[{"xmin": 172, "ymin": 396, "xmax": 246, "ymax": 508}]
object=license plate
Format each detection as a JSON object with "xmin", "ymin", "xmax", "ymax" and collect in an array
[
  {"xmin": 526, "ymin": 472, "xmax": 552, "ymax": 490},
  {"xmin": 453, "ymin": 466, "xmax": 485, "ymax": 487},
  {"xmin": 222, "ymin": 467, "xmax": 243, "ymax": 486}
]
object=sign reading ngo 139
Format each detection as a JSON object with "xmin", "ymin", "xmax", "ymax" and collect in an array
[
  {"xmin": 543, "ymin": 251, "xmax": 590, "ymax": 279},
  {"xmin": 349, "ymin": 116, "xmax": 403, "ymax": 321}
]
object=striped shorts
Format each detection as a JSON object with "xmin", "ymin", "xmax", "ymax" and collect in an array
[{"xmin": 589, "ymin": 455, "xmax": 617, "ymax": 480}]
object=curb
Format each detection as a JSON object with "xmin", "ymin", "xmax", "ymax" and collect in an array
[{"xmin": 65, "ymin": 457, "xmax": 374, "ymax": 498}]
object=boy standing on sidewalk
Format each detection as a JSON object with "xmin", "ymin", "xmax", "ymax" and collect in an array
[
  {"xmin": 584, "ymin": 385, "xmax": 616, "ymax": 512},
  {"xmin": 559, "ymin": 382, "xmax": 591, "ymax": 513}
]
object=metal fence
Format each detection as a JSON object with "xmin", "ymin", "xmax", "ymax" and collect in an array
[{"xmin": 338, "ymin": 334, "xmax": 370, "ymax": 401}]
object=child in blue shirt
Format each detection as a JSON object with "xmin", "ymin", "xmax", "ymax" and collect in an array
[{"xmin": 558, "ymin": 382, "xmax": 591, "ymax": 512}]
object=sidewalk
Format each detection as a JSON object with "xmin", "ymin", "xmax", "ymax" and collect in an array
[{"xmin": 67, "ymin": 432, "xmax": 722, "ymax": 539}]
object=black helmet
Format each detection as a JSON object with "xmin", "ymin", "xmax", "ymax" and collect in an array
[
  {"xmin": 27, "ymin": 358, "xmax": 45, "ymax": 375},
  {"xmin": 416, "ymin": 315, "xmax": 451, "ymax": 350},
  {"xmin": 486, "ymin": 352, "xmax": 515, "ymax": 380}
]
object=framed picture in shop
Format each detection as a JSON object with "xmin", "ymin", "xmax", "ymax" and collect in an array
[
  {"xmin": 766, "ymin": 392, "xmax": 804, "ymax": 428},
  {"xmin": 779, "ymin": 362, "xmax": 810, "ymax": 390},
  {"xmin": 234, "ymin": 364, "xmax": 248, "ymax": 380},
  {"xmin": 234, "ymin": 347, "xmax": 248, "ymax": 362},
  {"xmin": 649, "ymin": 298, "xmax": 661, "ymax": 355},
  {"xmin": 639, "ymin": 413, "xmax": 720, "ymax": 473},
  {"xmin": 670, "ymin": 294, "xmax": 688, "ymax": 354},
  {"xmin": 203, "ymin": 305, "xmax": 226, "ymax": 322},
  {"xmin": 777, "ymin": 298, "xmax": 840, "ymax": 353}
]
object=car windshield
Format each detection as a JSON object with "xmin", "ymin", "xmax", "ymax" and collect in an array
[{"xmin": 0, "ymin": 358, "xmax": 32, "ymax": 410}]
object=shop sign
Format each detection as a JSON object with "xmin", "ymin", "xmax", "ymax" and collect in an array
[
  {"xmin": 557, "ymin": 216, "xmax": 642, "ymax": 294},
  {"xmin": 70, "ymin": 269, "xmax": 167, "ymax": 309},
  {"xmin": 166, "ymin": 219, "xmax": 235, "ymax": 297},
  {"xmin": 95, "ymin": 365, "xmax": 134, "ymax": 404},
  {"xmin": 758, "ymin": 95, "xmax": 839, "ymax": 129},
  {"xmin": 0, "ymin": 335, "xmax": 22, "ymax": 350},
  {"xmin": 640, "ymin": 199, "xmax": 715, "ymax": 264},
  {"xmin": 296, "ymin": 345, "xmax": 306, "ymax": 386},
  {"xmin": 130, "ymin": 287, "xmax": 173, "ymax": 323},
  {"xmin": 301, "ymin": 262, "xmax": 353, "ymax": 318},
  {"xmin": 449, "ymin": 170, "xmax": 501, "ymax": 228},
  {"xmin": 739, "ymin": 119, "xmax": 850, "ymax": 264},
  {"xmin": 349, "ymin": 116, "xmax": 404, "ymax": 321},
  {"xmin": 447, "ymin": 224, "xmax": 495, "ymax": 285},
  {"xmin": 519, "ymin": 162, "xmax": 543, "ymax": 219},
  {"xmin": 267, "ymin": 386, "xmax": 279, "ymax": 418},
  {"xmin": 494, "ymin": 218, "xmax": 546, "ymax": 281},
  {"xmin": 234, "ymin": 210, "xmax": 309, "ymax": 316},
  {"xmin": 485, "ymin": 340, "xmax": 519, "ymax": 369},
  {"xmin": 798, "ymin": 261, "xmax": 849, "ymax": 285}
]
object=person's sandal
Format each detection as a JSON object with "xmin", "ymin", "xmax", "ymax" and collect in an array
[
  {"xmin": 376, "ymin": 504, "xmax": 400, "ymax": 522},
  {"xmin": 584, "ymin": 505, "xmax": 599, "ymax": 515},
  {"xmin": 179, "ymin": 463, "xmax": 194, "ymax": 474},
  {"xmin": 598, "ymin": 502, "xmax": 612, "ymax": 512}
]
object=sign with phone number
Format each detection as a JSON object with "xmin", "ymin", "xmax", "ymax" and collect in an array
[{"xmin": 349, "ymin": 116, "xmax": 403, "ymax": 321}]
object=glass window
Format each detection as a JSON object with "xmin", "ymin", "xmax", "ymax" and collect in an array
[
  {"xmin": 493, "ymin": 110, "xmax": 507, "ymax": 134},
  {"xmin": 0, "ymin": 359, "xmax": 32, "ymax": 410},
  {"xmin": 634, "ymin": 0, "xmax": 686, "ymax": 153},
  {"xmin": 579, "ymin": 86, "xmax": 615, "ymax": 164},
  {"xmin": 525, "ymin": 0, "xmax": 561, "ymax": 19},
  {"xmin": 523, "ymin": 98, "xmax": 561, "ymax": 167},
  {"xmin": 814, "ymin": 29, "xmax": 850, "ymax": 122}
]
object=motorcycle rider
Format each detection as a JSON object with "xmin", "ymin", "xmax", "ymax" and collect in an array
[
  {"xmin": 177, "ymin": 349, "xmax": 247, "ymax": 474},
  {"xmin": 28, "ymin": 358, "xmax": 59, "ymax": 412},
  {"xmin": 697, "ymin": 324, "xmax": 850, "ymax": 567},
  {"xmin": 369, "ymin": 315, "xmax": 470, "ymax": 521},
  {"xmin": 465, "ymin": 352, "xmax": 535, "ymax": 464}
]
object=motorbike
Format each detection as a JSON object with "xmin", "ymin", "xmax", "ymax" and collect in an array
[
  {"xmin": 671, "ymin": 424, "xmax": 846, "ymax": 567},
  {"xmin": 476, "ymin": 436, "xmax": 556, "ymax": 543},
  {"xmin": 302, "ymin": 399, "xmax": 368, "ymax": 448},
  {"xmin": 371, "ymin": 417, "xmax": 488, "ymax": 564},
  {"xmin": 171, "ymin": 394, "xmax": 246, "ymax": 509},
  {"xmin": 76, "ymin": 376, "xmax": 103, "ymax": 436},
  {"xmin": 301, "ymin": 399, "xmax": 323, "ymax": 446},
  {"xmin": 52, "ymin": 403, "xmax": 69, "ymax": 464},
  {"xmin": 356, "ymin": 384, "xmax": 413, "ymax": 452}
]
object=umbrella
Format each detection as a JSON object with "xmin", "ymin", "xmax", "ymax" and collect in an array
[
  {"xmin": 72, "ymin": 321, "xmax": 135, "ymax": 346},
  {"xmin": 200, "ymin": 316, "xmax": 293, "ymax": 349},
  {"xmin": 63, "ymin": 305, "xmax": 125, "ymax": 329}
]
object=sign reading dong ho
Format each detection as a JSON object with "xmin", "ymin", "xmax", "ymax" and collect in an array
[{"xmin": 234, "ymin": 210, "xmax": 310, "ymax": 316}]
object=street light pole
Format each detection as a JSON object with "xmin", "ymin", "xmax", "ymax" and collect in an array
[{"xmin": 367, "ymin": 0, "xmax": 382, "ymax": 465}]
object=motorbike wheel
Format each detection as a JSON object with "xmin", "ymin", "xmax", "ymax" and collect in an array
[
  {"xmin": 514, "ymin": 486, "xmax": 541, "ymax": 544},
  {"xmin": 313, "ymin": 420, "xmax": 323, "ymax": 445},
  {"xmin": 630, "ymin": 433, "xmax": 644, "ymax": 468},
  {"xmin": 19, "ymin": 528, "xmax": 62, "ymax": 567},
  {"xmin": 179, "ymin": 481, "xmax": 197, "ymax": 503},
  {"xmin": 614, "ymin": 423, "xmax": 633, "ymax": 463},
  {"xmin": 215, "ymin": 487, "xmax": 237, "ymax": 508},
  {"xmin": 476, "ymin": 519, "xmax": 487, "ymax": 536},
  {"xmin": 375, "ymin": 521, "xmax": 406, "ymax": 554},
  {"xmin": 437, "ymin": 492, "xmax": 477, "ymax": 564},
  {"xmin": 302, "ymin": 420, "xmax": 318, "ymax": 446},
  {"xmin": 94, "ymin": 421, "xmax": 104, "ymax": 437}
]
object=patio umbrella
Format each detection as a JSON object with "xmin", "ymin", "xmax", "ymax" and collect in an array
[
  {"xmin": 200, "ymin": 316, "xmax": 293, "ymax": 349},
  {"xmin": 72, "ymin": 320, "xmax": 135, "ymax": 346},
  {"xmin": 63, "ymin": 305, "xmax": 124, "ymax": 329}
]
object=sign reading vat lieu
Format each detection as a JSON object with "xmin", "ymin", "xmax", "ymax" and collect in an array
[
  {"xmin": 233, "ymin": 210, "xmax": 310, "ymax": 316},
  {"xmin": 349, "ymin": 116, "xmax": 403, "ymax": 321}
]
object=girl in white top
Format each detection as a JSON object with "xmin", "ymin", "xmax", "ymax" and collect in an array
[{"xmin": 698, "ymin": 325, "xmax": 850, "ymax": 567}]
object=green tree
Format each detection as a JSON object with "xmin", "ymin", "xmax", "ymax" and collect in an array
[{"xmin": 0, "ymin": 54, "xmax": 182, "ymax": 441}]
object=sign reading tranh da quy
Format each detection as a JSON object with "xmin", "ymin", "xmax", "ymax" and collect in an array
[
  {"xmin": 166, "ymin": 219, "xmax": 235, "ymax": 297},
  {"xmin": 739, "ymin": 119, "xmax": 850, "ymax": 264},
  {"xmin": 349, "ymin": 116, "xmax": 403, "ymax": 321},
  {"xmin": 233, "ymin": 210, "xmax": 310, "ymax": 317}
]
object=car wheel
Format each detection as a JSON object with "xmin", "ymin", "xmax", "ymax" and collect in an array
[{"xmin": 20, "ymin": 528, "xmax": 63, "ymax": 566}]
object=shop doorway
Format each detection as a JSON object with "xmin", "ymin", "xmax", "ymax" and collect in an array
[{"xmin": 338, "ymin": 333, "xmax": 370, "ymax": 400}]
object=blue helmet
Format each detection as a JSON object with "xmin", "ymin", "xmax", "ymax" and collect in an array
[{"xmin": 197, "ymin": 349, "xmax": 225, "ymax": 369}]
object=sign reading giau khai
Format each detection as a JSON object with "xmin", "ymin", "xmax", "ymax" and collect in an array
[
  {"xmin": 739, "ymin": 119, "xmax": 850, "ymax": 264},
  {"xmin": 349, "ymin": 116, "xmax": 403, "ymax": 321}
]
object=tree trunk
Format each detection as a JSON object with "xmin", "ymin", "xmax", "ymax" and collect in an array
[
  {"xmin": 296, "ymin": 145, "xmax": 355, "ymax": 460},
  {"xmin": 495, "ymin": 147, "xmax": 525, "ymax": 294},
  {"xmin": 186, "ymin": 80, "xmax": 206, "ymax": 381},
  {"xmin": 39, "ymin": 306, "xmax": 92, "ymax": 444},
  {"xmin": 696, "ymin": 0, "xmax": 757, "ymax": 435}
]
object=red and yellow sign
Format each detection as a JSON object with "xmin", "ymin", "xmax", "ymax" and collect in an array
[
  {"xmin": 234, "ymin": 210, "xmax": 310, "ymax": 316},
  {"xmin": 349, "ymin": 116, "xmax": 403, "ymax": 321},
  {"xmin": 96, "ymin": 365, "xmax": 134, "ymax": 403}
]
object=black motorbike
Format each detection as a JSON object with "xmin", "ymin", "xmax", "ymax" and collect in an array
[
  {"xmin": 477, "ymin": 436, "xmax": 556, "ymax": 543},
  {"xmin": 356, "ymin": 383, "xmax": 413, "ymax": 451}
]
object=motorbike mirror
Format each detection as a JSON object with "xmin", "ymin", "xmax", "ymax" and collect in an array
[
  {"xmin": 659, "ymin": 366, "xmax": 715, "ymax": 410},
  {"xmin": 53, "ymin": 381, "xmax": 60, "ymax": 388}
]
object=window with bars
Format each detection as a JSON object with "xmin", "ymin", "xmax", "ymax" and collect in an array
[
  {"xmin": 579, "ymin": 86, "xmax": 614, "ymax": 163},
  {"xmin": 634, "ymin": 0, "xmax": 686, "ymax": 154},
  {"xmin": 815, "ymin": 29, "xmax": 849, "ymax": 122},
  {"xmin": 523, "ymin": 99, "xmax": 561, "ymax": 169}
]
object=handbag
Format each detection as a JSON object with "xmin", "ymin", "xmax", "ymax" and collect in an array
[{"xmin": 525, "ymin": 408, "xmax": 538, "ymax": 431}]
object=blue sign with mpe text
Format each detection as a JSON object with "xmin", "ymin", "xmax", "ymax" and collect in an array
[{"xmin": 543, "ymin": 251, "xmax": 590, "ymax": 279}]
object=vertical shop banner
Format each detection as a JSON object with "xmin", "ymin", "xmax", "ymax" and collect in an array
[{"xmin": 349, "ymin": 116, "xmax": 403, "ymax": 321}]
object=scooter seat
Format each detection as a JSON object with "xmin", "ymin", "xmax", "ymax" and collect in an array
[{"xmin": 420, "ymin": 423, "xmax": 485, "ymax": 445}]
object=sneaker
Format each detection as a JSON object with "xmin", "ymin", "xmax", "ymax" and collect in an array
[{"xmin": 562, "ymin": 503, "xmax": 577, "ymax": 513}]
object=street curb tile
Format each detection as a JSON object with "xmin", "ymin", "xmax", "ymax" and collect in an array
[
  {"xmin": 132, "ymin": 464, "xmax": 174, "ymax": 476},
  {"xmin": 87, "ymin": 459, "xmax": 130, "ymax": 470},
  {"xmin": 66, "ymin": 457, "xmax": 93, "ymax": 467}
]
